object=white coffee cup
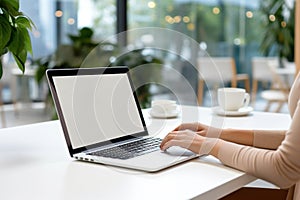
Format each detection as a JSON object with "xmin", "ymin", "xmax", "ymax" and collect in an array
[
  {"xmin": 218, "ymin": 88, "xmax": 250, "ymax": 111},
  {"xmin": 150, "ymin": 100, "xmax": 178, "ymax": 118}
]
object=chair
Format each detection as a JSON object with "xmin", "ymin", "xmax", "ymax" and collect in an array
[
  {"xmin": 251, "ymin": 57, "xmax": 277, "ymax": 106},
  {"xmin": 197, "ymin": 57, "xmax": 250, "ymax": 105},
  {"xmin": 261, "ymin": 64, "xmax": 290, "ymax": 112},
  {"xmin": 251, "ymin": 57, "xmax": 290, "ymax": 112}
]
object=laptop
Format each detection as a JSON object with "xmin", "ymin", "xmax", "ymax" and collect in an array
[{"xmin": 46, "ymin": 67, "xmax": 198, "ymax": 172}]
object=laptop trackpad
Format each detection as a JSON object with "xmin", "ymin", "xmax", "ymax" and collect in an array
[{"xmin": 163, "ymin": 146, "xmax": 195, "ymax": 157}]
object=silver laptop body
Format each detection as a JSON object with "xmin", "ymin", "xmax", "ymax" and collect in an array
[{"xmin": 46, "ymin": 67, "xmax": 198, "ymax": 172}]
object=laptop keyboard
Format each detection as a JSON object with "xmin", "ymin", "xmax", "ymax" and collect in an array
[{"xmin": 88, "ymin": 138, "xmax": 162, "ymax": 160}]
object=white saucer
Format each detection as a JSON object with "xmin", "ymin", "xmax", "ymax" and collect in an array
[
  {"xmin": 149, "ymin": 109, "xmax": 180, "ymax": 119},
  {"xmin": 212, "ymin": 106, "xmax": 253, "ymax": 116}
]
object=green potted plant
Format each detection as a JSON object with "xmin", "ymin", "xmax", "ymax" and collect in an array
[
  {"xmin": 260, "ymin": 0, "xmax": 295, "ymax": 63},
  {"xmin": 34, "ymin": 27, "xmax": 104, "ymax": 83},
  {"xmin": 0, "ymin": 0, "xmax": 34, "ymax": 78}
]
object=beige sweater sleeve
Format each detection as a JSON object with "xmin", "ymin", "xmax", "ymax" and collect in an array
[
  {"xmin": 253, "ymin": 129, "xmax": 286, "ymax": 149},
  {"xmin": 218, "ymin": 100, "xmax": 300, "ymax": 189}
]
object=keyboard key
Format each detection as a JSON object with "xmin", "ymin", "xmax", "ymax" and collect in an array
[{"xmin": 88, "ymin": 138, "xmax": 162, "ymax": 160}]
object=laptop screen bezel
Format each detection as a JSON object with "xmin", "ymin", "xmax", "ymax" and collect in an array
[{"xmin": 46, "ymin": 67, "xmax": 149, "ymax": 156}]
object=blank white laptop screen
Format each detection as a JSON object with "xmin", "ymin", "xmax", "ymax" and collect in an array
[{"xmin": 53, "ymin": 74, "xmax": 145, "ymax": 149}]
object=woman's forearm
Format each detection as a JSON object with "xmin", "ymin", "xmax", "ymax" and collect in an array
[
  {"xmin": 219, "ymin": 129, "xmax": 286, "ymax": 149},
  {"xmin": 220, "ymin": 129, "xmax": 254, "ymax": 146}
]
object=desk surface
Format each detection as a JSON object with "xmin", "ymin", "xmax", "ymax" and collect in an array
[{"xmin": 0, "ymin": 106, "xmax": 291, "ymax": 200}]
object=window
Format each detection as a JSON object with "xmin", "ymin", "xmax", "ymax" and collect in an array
[
  {"xmin": 128, "ymin": 0, "xmax": 264, "ymax": 74},
  {"xmin": 20, "ymin": 0, "xmax": 116, "ymax": 59},
  {"xmin": 21, "ymin": 0, "xmax": 56, "ymax": 59}
]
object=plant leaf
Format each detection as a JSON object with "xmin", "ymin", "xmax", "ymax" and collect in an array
[
  {"xmin": 7, "ymin": 23, "xmax": 33, "ymax": 56},
  {"xmin": 0, "ymin": 0, "xmax": 19, "ymax": 10},
  {"xmin": 15, "ymin": 16, "xmax": 33, "ymax": 30},
  {"xmin": 0, "ymin": 59, "xmax": 3, "ymax": 79},
  {"xmin": 12, "ymin": 50, "xmax": 27, "ymax": 73},
  {"xmin": 7, "ymin": 27, "xmax": 23, "ymax": 55},
  {"xmin": 35, "ymin": 65, "xmax": 47, "ymax": 84},
  {"xmin": 0, "ymin": 15, "xmax": 12, "ymax": 51},
  {"xmin": 79, "ymin": 27, "xmax": 94, "ymax": 38},
  {"xmin": 18, "ymin": 26, "xmax": 33, "ymax": 55},
  {"xmin": 0, "ymin": 0, "xmax": 20, "ymax": 16}
]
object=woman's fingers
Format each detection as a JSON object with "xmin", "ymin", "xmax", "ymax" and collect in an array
[
  {"xmin": 160, "ymin": 130, "xmax": 200, "ymax": 152},
  {"xmin": 160, "ymin": 139, "xmax": 179, "ymax": 151},
  {"xmin": 173, "ymin": 123, "xmax": 209, "ymax": 133},
  {"xmin": 160, "ymin": 131, "xmax": 180, "ymax": 150},
  {"xmin": 174, "ymin": 122, "xmax": 199, "ymax": 131}
]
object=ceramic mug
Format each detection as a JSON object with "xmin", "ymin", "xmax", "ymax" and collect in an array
[
  {"xmin": 218, "ymin": 88, "xmax": 250, "ymax": 111},
  {"xmin": 151, "ymin": 100, "xmax": 177, "ymax": 113}
]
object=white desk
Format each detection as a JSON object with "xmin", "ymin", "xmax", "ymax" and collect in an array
[{"xmin": 0, "ymin": 106, "xmax": 291, "ymax": 200}]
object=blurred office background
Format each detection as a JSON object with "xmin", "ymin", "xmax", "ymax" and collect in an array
[{"xmin": 0, "ymin": 0, "xmax": 295, "ymax": 127}]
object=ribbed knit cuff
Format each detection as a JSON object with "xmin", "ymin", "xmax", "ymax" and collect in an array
[{"xmin": 199, "ymin": 137, "xmax": 219, "ymax": 155}]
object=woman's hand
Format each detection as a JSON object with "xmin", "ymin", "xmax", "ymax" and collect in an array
[
  {"xmin": 171, "ymin": 122, "xmax": 257, "ymax": 149},
  {"xmin": 174, "ymin": 122, "xmax": 222, "ymax": 138},
  {"xmin": 160, "ymin": 129, "xmax": 205, "ymax": 154},
  {"xmin": 160, "ymin": 129, "xmax": 222, "ymax": 156}
]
